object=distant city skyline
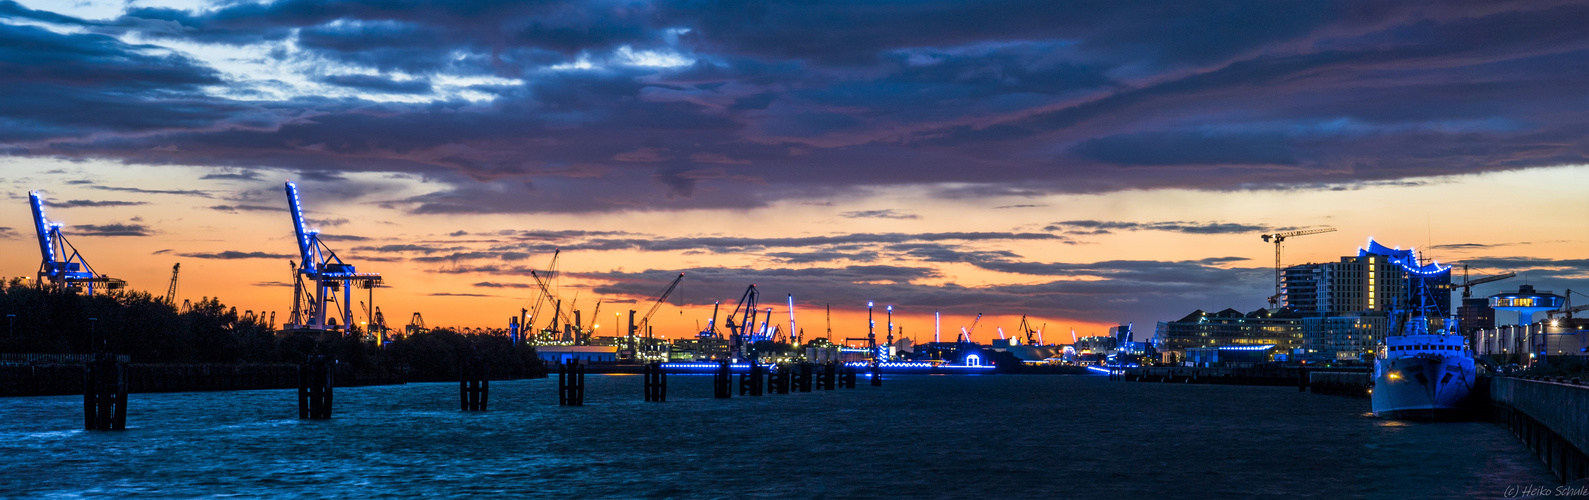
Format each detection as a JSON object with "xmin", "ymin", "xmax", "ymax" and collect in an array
[{"xmin": 2, "ymin": 1, "xmax": 1586, "ymax": 341}]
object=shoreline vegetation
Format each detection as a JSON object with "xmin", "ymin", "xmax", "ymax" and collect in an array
[{"xmin": 0, "ymin": 278, "xmax": 547, "ymax": 396}]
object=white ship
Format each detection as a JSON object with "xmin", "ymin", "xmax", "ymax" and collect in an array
[{"xmin": 1371, "ymin": 316, "xmax": 1476, "ymax": 419}]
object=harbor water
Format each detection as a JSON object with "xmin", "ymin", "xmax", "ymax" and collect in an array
[{"xmin": 0, "ymin": 374, "xmax": 1556, "ymax": 498}]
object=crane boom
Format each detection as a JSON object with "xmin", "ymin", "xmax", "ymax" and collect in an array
[
  {"xmin": 529, "ymin": 270, "xmax": 575, "ymax": 327},
  {"xmin": 636, "ymin": 273, "xmax": 684, "ymax": 336},
  {"xmin": 1260, "ymin": 226, "xmax": 1337, "ymax": 307}
]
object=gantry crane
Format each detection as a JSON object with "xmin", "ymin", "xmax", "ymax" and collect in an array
[
  {"xmin": 282, "ymin": 181, "xmax": 382, "ymax": 332},
  {"xmin": 1456, "ymin": 264, "xmax": 1516, "ymax": 299},
  {"xmin": 164, "ymin": 263, "xmax": 180, "ymax": 305},
  {"xmin": 28, "ymin": 191, "xmax": 125, "ymax": 294},
  {"xmin": 724, "ymin": 284, "xmax": 760, "ymax": 359},
  {"xmin": 1260, "ymin": 227, "xmax": 1336, "ymax": 307},
  {"xmin": 407, "ymin": 312, "xmax": 427, "ymax": 335},
  {"xmin": 1018, "ymin": 315, "xmax": 1038, "ymax": 346}
]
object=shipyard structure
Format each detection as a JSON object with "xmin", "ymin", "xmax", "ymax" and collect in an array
[{"xmin": 1155, "ymin": 239, "xmax": 1454, "ymax": 364}]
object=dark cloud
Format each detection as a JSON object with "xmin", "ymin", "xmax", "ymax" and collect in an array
[
  {"xmin": 315, "ymin": 74, "xmax": 433, "ymax": 94},
  {"xmin": 429, "ymin": 292, "xmax": 496, "ymax": 297},
  {"xmin": 90, "ymin": 186, "xmax": 211, "ymax": 197},
  {"xmin": 577, "ymin": 258, "xmax": 1270, "ymax": 326},
  {"xmin": 179, "ymin": 250, "xmax": 296, "ymax": 259},
  {"xmin": 1, "ymin": 2, "xmax": 1586, "ymax": 212},
  {"xmin": 840, "ymin": 209, "xmax": 920, "ymax": 220},
  {"xmin": 73, "ymin": 223, "xmax": 153, "ymax": 236},
  {"xmin": 199, "ymin": 170, "xmax": 263, "ymax": 181},
  {"xmin": 411, "ymin": 251, "xmax": 531, "ymax": 262},
  {"xmin": 210, "ymin": 204, "xmax": 286, "ymax": 212},
  {"xmin": 473, "ymin": 282, "xmax": 534, "ymax": 289},
  {"xmin": 46, "ymin": 200, "xmax": 148, "ymax": 208},
  {"xmin": 0, "ymin": 226, "xmax": 16, "ymax": 239},
  {"xmin": 1045, "ymin": 220, "xmax": 1271, "ymax": 235}
]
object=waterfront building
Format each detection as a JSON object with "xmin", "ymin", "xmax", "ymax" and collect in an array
[
  {"xmin": 1185, "ymin": 344, "xmax": 1276, "ymax": 366},
  {"xmin": 1456, "ymin": 297, "xmax": 1497, "ymax": 335},
  {"xmin": 1474, "ymin": 318, "xmax": 1589, "ymax": 363},
  {"xmin": 1281, "ymin": 239, "xmax": 1452, "ymax": 361},
  {"xmin": 1152, "ymin": 308, "xmax": 1303, "ymax": 360},
  {"xmin": 1108, "ymin": 324, "xmax": 1134, "ymax": 343},
  {"xmin": 536, "ymin": 345, "xmax": 618, "ymax": 363}
]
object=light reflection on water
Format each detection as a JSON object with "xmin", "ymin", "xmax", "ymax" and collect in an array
[{"xmin": 0, "ymin": 375, "xmax": 1555, "ymax": 498}]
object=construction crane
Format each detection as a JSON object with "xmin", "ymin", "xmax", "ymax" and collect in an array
[
  {"xmin": 1456, "ymin": 264, "xmax": 1516, "ymax": 299},
  {"xmin": 529, "ymin": 269, "xmax": 576, "ymax": 334},
  {"xmin": 282, "ymin": 181, "xmax": 382, "ymax": 332},
  {"xmin": 163, "ymin": 263, "xmax": 180, "ymax": 305},
  {"xmin": 1548, "ymin": 290, "xmax": 1589, "ymax": 320},
  {"xmin": 28, "ymin": 191, "xmax": 125, "ymax": 294},
  {"xmin": 1260, "ymin": 227, "xmax": 1336, "ymax": 307},
  {"xmin": 633, "ymin": 273, "xmax": 684, "ymax": 341}
]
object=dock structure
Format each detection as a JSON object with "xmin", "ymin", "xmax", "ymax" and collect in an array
[
  {"xmin": 298, "ymin": 355, "xmax": 333, "ymax": 419},
  {"xmin": 643, "ymin": 362, "xmax": 667, "ymax": 402},
  {"xmin": 557, "ymin": 359, "xmax": 585, "ymax": 406},
  {"xmin": 769, "ymin": 365, "xmax": 790, "ymax": 394},
  {"xmin": 740, "ymin": 361, "xmax": 764, "ymax": 396},
  {"xmin": 83, "ymin": 353, "xmax": 127, "ymax": 430},
  {"xmin": 713, "ymin": 360, "xmax": 731, "ymax": 398},
  {"xmin": 840, "ymin": 364, "xmax": 857, "ymax": 388},
  {"xmin": 460, "ymin": 358, "xmax": 488, "ymax": 411},
  {"xmin": 792, "ymin": 363, "xmax": 812, "ymax": 392},
  {"xmin": 817, "ymin": 362, "xmax": 836, "ymax": 390}
]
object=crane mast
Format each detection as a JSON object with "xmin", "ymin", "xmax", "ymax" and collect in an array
[
  {"xmin": 1259, "ymin": 227, "xmax": 1336, "ymax": 307},
  {"xmin": 164, "ymin": 263, "xmax": 180, "ymax": 305}
]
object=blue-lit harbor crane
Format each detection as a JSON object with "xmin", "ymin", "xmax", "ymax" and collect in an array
[
  {"xmin": 29, "ymin": 191, "xmax": 125, "ymax": 294},
  {"xmin": 724, "ymin": 284, "xmax": 760, "ymax": 360},
  {"xmin": 282, "ymin": 181, "xmax": 382, "ymax": 333}
]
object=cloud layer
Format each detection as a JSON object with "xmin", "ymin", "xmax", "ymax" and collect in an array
[{"xmin": 3, "ymin": 0, "xmax": 1586, "ymax": 213}]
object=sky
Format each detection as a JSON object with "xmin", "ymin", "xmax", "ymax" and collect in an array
[{"xmin": 1, "ymin": 0, "xmax": 1586, "ymax": 343}]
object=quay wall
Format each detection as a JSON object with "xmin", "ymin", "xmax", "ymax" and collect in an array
[{"xmin": 1488, "ymin": 376, "xmax": 1589, "ymax": 484}]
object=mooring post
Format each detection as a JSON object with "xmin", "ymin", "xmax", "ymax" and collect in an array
[
  {"xmin": 644, "ymin": 362, "xmax": 668, "ymax": 402},
  {"xmin": 83, "ymin": 353, "xmax": 127, "ymax": 430},
  {"xmin": 298, "ymin": 355, "xmax": 333, "ymax": 419},
  {"xmin": 461, "ymin": 358, "xmax": 488, "ymax": 411},
  {"xmin": 841, "ymin": 364, "xmax": 857, "ymax": 388},
  {"xmin": 774, "ymin": 365, "xmax": 791, "ymax": 394},
  {"xmin": 1297, "ymin": 367, "xmax": 1309, "ymax": 392},
  {"xmin": 714, "ymin": 359, "xmax": 731, "ymax": 399},
  {"xmin": 821, "ymin": 362, "xmax": 837, "ymax": 390},
  {"xmin": 741, "ymin": 360, "xmax": 764, "ymax": 396},
  {"xmin": 870, "ymin": 362, "xmax": 882, "ymax": 387},
  {"xmin": 559, "ymin": 358, "xmax": 584, "ymax": 406}
]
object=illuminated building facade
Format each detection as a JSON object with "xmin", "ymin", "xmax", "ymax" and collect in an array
[
  {"xmin": 1153, "ymin": 308, "xmax": 1304, "ymax": 359},
  {"xmin": 1286, "ymin": 239, "xmax": 1452, "ymax": 361}
]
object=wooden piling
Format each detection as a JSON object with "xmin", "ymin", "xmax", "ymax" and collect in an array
[
  {"xmin": 841, "ymin": 364, "xmax": 857, "ymax": 389},
  {"xmin": 644, "ymin": 362, "xmax": 667, "ymax": 402},
  {"xmin": 298, "ymin": 355, "xmax": 334, "ymax": 419},
  {"xmin": 461, "ymin": 358, "xmax": 489, "ymax": 411},
  {"xmin": 558, "ymin": 359, "xmax": 585, "ymax": 406},
  {"xmin": 869, "ymin": 363, "xmax": 882, "ymax": 387},
  {"xmin": 713, "ymin": 360, "xmax": 732, "ymax": 399},
  {"xmin": 740, "ymin": 361, "xmax": 764, "ymax": 396},
  {"xmin": 83, "ymin": 353, "xmax": 127, "ymax": 430}
]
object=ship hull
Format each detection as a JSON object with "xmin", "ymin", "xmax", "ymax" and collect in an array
[{"xmin": 1371, "ymin": 354, "xmax": 1475, "ymax": 419}]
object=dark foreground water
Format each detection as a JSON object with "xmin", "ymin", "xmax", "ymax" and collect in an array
[{"xmin": 0, "ymin": 375, "xmax": 1556, "ymax": 499}]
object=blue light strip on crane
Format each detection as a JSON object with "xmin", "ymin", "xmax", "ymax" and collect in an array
[
  {"xmin": 28, "ymin": 191, "xmax": 56, "ymax": 264},
  {"xmin": 284, "ymin": 181, "xmax": 315, "ymax": 273}
]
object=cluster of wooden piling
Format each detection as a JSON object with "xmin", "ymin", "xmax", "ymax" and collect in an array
[
  {"xmin": 83, "ymin": 353, "xmax": 127, "ymax": 430},
  {"xmin": 460, "ymin": 359, "xmax": 489, "ymax": 411},
  {"xmin": 643, "ymin": 363, "xmax": 667, "ymax": 402},
  {"xmin": 73, "ymin": 356, "xmax": 880, "ymax": 428},
  {"xmin": 557, "ymin": 359, "xmax": 585, "ymax": 406},
  {"xmin": 298, "ymin": 356, "xmax": 334, "ymax": 419}
]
